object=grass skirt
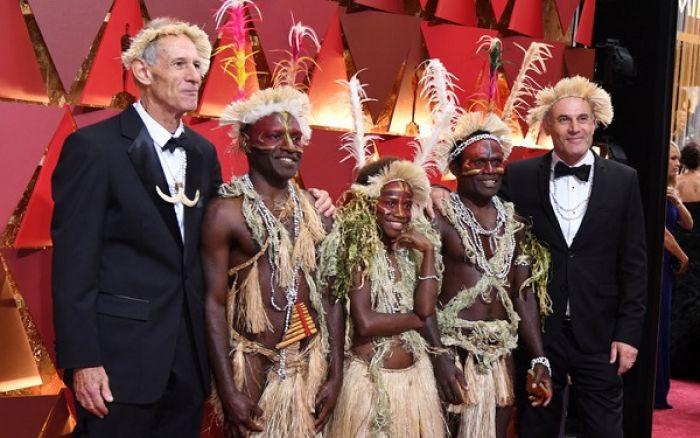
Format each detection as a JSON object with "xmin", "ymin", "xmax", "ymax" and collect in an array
[
  {"xmin": 325, "ymin": 353, "xmax": 445, "ymax": 437},
  {"xmin": 448, "ymin": 352, "xmax": 513, "ymax": 438}
]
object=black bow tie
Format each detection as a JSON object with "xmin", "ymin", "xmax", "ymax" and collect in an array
[
  {"xmin": 162, "ymin": 134, "xmax": 188, "ymax": 153},
  {"xmin": 553, "ymin": 161, "xmax": 591, "ymax": 182}
]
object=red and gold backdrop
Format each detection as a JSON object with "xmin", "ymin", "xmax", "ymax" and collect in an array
[{"xmin": 0, "ymin": 0, "xmax": 596, "ymax": 436}]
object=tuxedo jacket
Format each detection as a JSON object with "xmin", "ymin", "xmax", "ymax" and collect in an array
[
  {"xmin": 501, "ymin": 152, "xmax": 647, "ymax": 353},
  {"xmin": 51, "ymin": 106, "xmax": 222, "ymax": 404}
]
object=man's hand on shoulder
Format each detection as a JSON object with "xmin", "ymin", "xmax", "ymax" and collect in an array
[
  {"xmin": 610, "ymin": 341, "xmax": 638, "ymax": 376},
  {"xmin": 307, "ymin": 188, "xmax": 335, "ymax": 218},
  {"xmin": 73, "ymin": 366, "xmax": 113, "ymax": 418},
  {"xmin": 427, "ymin": 186, "xmax": 450, "ymax": 219}
]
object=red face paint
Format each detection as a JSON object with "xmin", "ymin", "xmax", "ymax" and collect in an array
[
  {"xmin": 376, "ymin": 180, "xmax": 413, "ymax": 239},
  {"xmin": 459, "ymin": 138, "xmax": 505, "ymax": 176},
  {"xmin": 242, "ymin": 112, "xmax": 306, "ymax": 153}
]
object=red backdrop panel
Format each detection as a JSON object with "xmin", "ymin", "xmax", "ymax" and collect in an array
[
  {"xmin": 307, "ymin": 10, "xmax": 348, "ymax": 129},
  {"xmin": 355, "ymin": 0, "xmax": 405, "ymax": 14},
  {"xmin": 500, "ymin": 36, "xmax": 566, "ymax": 135},
  {"xmin": 340, "ymin": 10, "xmax": 422, "ymax": 122},
  {"xmin": 298, "ymin": 128, "xmax": 355, "ymax": 202},
  {"xmin": 574, "ymin": 0, "xmax": 596, "ymax": 46},
  {"xmin": 188, "ymin": 119, "xmax": 248, "ymax": 183},
  {"xmin": 15, "ymin": 108, "xmax": 77, "ymax": 249},
  {"xmin": 78, "ymin": 0, "xmax": 143, "ymax": 107},
  {"xmin": 554, "ymin": 0, "xmax": 581, "ymax": 34},
  {"xmin": 0, "ymin": 1, "xmax": 49, "ymax": 102},
  {"xmin": 435, "ymin": 0, "xmax": 478, "ymax": 27},
  {"xmin": 30, "ymin": 0, "xmax": 112, "ymax": 92},
  {"xmin": 143, "ymin": 0, "xmax": 220, "ymax": 42},
  {"xmin": 254, "ymin": 0, "xmax": 338, "ymax": 84},
  {"xmin": 1, "ymin": 248, "xmax": 55, "ymax": 364},
  {"xmin": 73, "ymin": 108, "xmax": 122, "ymax": 128},
  {"xmin": 564, "ymin": 47, "xmax": 595, "ymax": 79},
  {"xmin": 421, "ymin": 23, "xmax": 498, "ymax": 107},
  {"xmin": 508, "ymin": 0, "xmax": 544, "ymax": 38},
  {"xmin": 0, "ymin": 103, "xmax": 64, "ymax": 235},
  {"xmin": 490, "ymin": 0, "xmax": 510, "ymax": 22},
  {"xmin": 0, "ymin": 393, "xmax": 62, "ymax": 438}
]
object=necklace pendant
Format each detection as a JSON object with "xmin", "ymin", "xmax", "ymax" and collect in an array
[{"xmin": 155, "ymin": 183, "xmax": 200, "ymax": 207}]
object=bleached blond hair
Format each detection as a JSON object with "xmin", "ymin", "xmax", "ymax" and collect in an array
[
  {"xmin": 440, "ymin": 112, "xmax": 513, "ymax": 171},
  {"xmin": 527, "ymin": 75, "xmax": 613, "ymax": 129},
  {"xmin": 219, "ymin": 86, "xmax": 312, "ymax": 145},
  {"xmin": 121, "ymin": 18, "xmax": 212, "ymax": 75}
]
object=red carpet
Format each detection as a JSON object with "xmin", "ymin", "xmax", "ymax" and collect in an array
[{"xmin": 652, "ymin": 379, "xmax": 700, "ymax": 437}]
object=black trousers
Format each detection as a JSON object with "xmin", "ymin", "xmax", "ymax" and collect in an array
[
  {"xmin": 72, "ymin": 316, "xmax": 205, "ymax": 438},
  {"xmin": 516, "ymin": 321, "xmax": 623, "ymax": 438}
]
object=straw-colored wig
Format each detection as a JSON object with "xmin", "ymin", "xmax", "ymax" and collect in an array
[
  {"xmin": 121, "ymin": 18, "xmax": 212, "ymax": 75},
  {"xmin": 441, "ymin": 112, "xmax": 513, "ymax": 170},
  {"xmin": 219, "ymin": 86, "xmax": 312, "ymax": 145},
  {"xmin": 527, "ymin": 75, "xmax": 613, "ymax": 129},
  {"xmin": 351, "ymin": 160, "xmax": 430, "ymax": 208}
]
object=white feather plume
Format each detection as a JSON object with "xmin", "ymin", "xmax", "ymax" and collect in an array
[
  {"xmin": 336, "ymin": 72, "xmax": 380, "ymax": 170},
  {"xmin": 412, "ymin": 59, "xmax": 462, "ymax": 174},
  {"xmin": 502, "ymin": 42, "xmax": 553, "ymax": 122}
]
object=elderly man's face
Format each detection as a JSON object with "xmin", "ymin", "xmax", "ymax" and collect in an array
[
  {"xmin": 145, "ymin": 34, "xmax": 202, "ymax": 116},
  {"xmin": 544, "ymin": 97, "xmax": 596, "ymax": 165}
]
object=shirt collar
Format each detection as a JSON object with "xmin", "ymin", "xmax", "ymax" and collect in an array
[
  {"xmin": 551, "ymin": 149, "xmax": 595, "ymax": 170},
  {"xmin": 133, "ymin": 101, "xmax": 184, "ymax": 148}
]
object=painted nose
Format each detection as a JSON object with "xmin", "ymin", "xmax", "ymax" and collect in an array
[{"xmin": 395, "ymin": 203, "xmax": 410, "ymax": 219}]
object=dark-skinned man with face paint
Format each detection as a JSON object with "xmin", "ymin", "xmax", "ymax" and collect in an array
[
  {"xmin": 201, "ymin": 86, "xmax": 343, "ymax": 438},
  {"xmin": 319, "ymin": 157, "xmax": 445, "ymax": 437},
  {"xmin": 423, "ymin": 112, "xmax": 553, "ymax": 438}
]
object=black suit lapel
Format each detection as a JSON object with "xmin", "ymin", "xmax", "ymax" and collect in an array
[
  {"xmin": 183, "ymin": 132, "xmax": 203, "ymax": 257},
  {"xmin": 538, "ymin": 153, "xmax": 567, "ymax": 247},
  {"xmin": 123, "ymin": 111, "xmax": 183, "ymax": 250},
  {"xmin": 571, "ymin": 154, "xmax": 606, "ymax": 248}
]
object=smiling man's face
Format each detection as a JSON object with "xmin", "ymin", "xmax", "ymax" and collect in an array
[
  {"xmin": 544, "ymin": 97, "xmax": 596, "ymax": 165},
  {"xmin": 242, "ymin": 112, "xmax": 305, "ymax": 181},
  {"xmin": 452, "ymin": 138, "xmax": 504, "ymax": 201}
]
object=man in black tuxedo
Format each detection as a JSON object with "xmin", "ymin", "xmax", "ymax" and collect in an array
[
  {"xmin": 503, "ymin": 76, "xmax": 647, "ymax": 437},
  {"xmin": 51, "ymin": 18, "xmax": 220, "ymax": 436}
]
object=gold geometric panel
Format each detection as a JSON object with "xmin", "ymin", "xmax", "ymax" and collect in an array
[{"xmin": 0, "ymin": 272, "xmax": 41, "ymax": 392}]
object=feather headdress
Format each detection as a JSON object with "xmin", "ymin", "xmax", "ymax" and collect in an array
[
  {"xmin": 526, "ymin": 75, "xmax": 614, "ymax": 131},
  {"xmin": 213, "ymin": 0, "xmax": 261, "ymax": 99},
  {"xmin": 121, "ymin": 18, "xmax": 212, "ymax": 75},
  {"xmin": 441, "ymin": 112, "xmax": 513, "ymax": 170},
  {"xmin": 351, "ymin": 160, "xmax": 430, "ymax": 208},
  {"xmin": 336, "ymin": 72, "xmax": 381, "ymax": 170},
  {"xmin": 220, "ymin": 86, "xmax": 312, "ymax": 145},
  {"xmin": 502, "ymin": 41, "xmax": 553, "ymax": 122},
  {"xmin": 411, "ymin": 59, "xmax": 463, "ymax": 174},
  {"xmin": 272, "ymin": 19, "xmax": 321, "ymax": 90}
]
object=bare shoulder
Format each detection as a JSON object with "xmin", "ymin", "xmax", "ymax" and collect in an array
[{"xmin": 202, "ymin": 196, "xmax": 246, "ymax": 237}]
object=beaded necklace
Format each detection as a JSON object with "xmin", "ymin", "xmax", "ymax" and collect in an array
[
  {"xmin": 446, "ymin": 193, "xmax": 516, "ymax": 283},
  {"xmin": 242, "ymin": 174, "xmax": 302, "ymax": 378}
]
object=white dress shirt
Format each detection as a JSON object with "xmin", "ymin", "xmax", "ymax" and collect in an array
[
  {"xmin": 133, "ymin": 101, "xmax": 186, "ymax": 240},
  {"xmin": 549, "ymin": 150, "xmax": 595, "ymax": 247}
]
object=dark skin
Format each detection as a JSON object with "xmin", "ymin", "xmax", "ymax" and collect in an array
[
  {"xmin": 202, "ymin": 113, "xmax": 343, "ymax": 438},
  {"xmin": 350, "ymin": 181, "xmax": 438, "ymax": 369},
  {"xmin": 423, "ymin": 139, "xmax": 552, "ymax": 438}
]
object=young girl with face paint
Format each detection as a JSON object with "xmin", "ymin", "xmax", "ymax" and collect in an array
[{"xmin": 319, "ymin": 158, "xmax": 446, "ymax": 437}]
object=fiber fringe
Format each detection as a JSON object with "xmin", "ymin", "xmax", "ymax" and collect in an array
[
  {"xmin": 448, "ymin": 353, "xmax": 513, "ymax": 438},
  {"xmin": 325, "ymin": 355, "xmax": 445, "ymax": 437}
]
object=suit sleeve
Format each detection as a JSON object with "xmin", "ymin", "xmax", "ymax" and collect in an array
[
  {"xmin": 613, "ymin": 169, "xmax": 647, "ymax": 348},
  {"xmin": 51, "ymin": 131, "xmax": 108, "ymax": 369}
]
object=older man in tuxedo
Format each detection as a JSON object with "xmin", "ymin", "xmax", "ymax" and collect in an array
[
  {"xmin": 51, "ymin": 18, "xmax": 221, "ymax": 437},
  {"xmin": 503, "ymin": 76, "xmax": 647, "ymax": 438}
]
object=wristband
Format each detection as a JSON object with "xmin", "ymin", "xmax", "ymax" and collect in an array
[{"xmin": 530, "ymin": 356, "xmax": 551, "ymax": 376}]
